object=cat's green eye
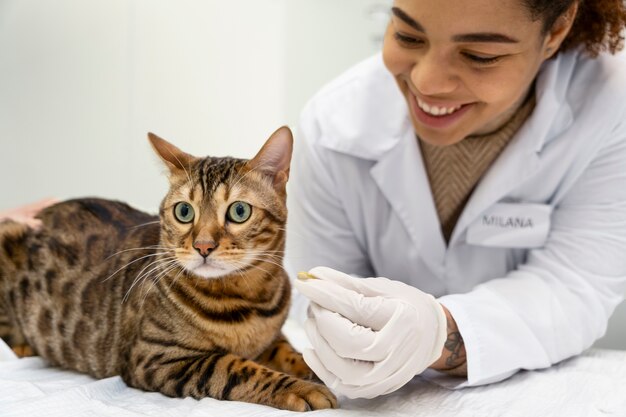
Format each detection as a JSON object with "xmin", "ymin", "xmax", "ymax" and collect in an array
[
  {"xmin": 174, "ymin": 202, "xmax": 195, "ymax": 223},
  {"xmin": 227, "ymin": 201, "xmax": 252, "ymax": 223}
]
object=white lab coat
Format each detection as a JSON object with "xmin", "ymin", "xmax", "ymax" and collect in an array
[{"xmin": 285, "ymin": 49, "xmax": 626, "ymax": 387}]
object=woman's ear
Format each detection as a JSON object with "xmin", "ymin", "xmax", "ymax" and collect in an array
[{"xmin": 542, "ymin": 2, "xmax": 579, "ymax": 59}]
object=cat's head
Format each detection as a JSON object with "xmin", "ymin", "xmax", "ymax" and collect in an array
[{"xmin": 148, "ymin": 127, "xmax": 293, "ymax": 279}]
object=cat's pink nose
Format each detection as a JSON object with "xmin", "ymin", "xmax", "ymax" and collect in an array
[{"xmin": 193, "ymin": 240, "xmax": 218, "ymax": 258}]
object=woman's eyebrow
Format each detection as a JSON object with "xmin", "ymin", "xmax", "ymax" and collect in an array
[
  {"xmin": 452, "ymin": 33, "xmax": 519, "ymax": 43},
  {"xmin": 391, "ymin": 7, "xmax": 425, "ymax": 32},
  {"xmin": 391, "ymin": 6, "xmax": 519, "ymax": 44}
]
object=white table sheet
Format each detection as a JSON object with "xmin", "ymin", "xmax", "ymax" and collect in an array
[{"xmin": 1, "ymin": 320, "xmax": 625, "ymax": 417}]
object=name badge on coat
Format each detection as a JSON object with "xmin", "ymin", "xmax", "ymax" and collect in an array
[{"xmin": 466, "ymin": 203, "xmax": 552, "ymax": 248}]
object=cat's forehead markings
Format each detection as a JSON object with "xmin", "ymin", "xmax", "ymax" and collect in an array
[
  {"xmin": 229, "ymin": 183, "xmax": 245, "ymax": 201},
  {"xmin": 171, "ymin": 183, "xmax": 193, "ymax": 203},
  {"xmin": 199, "ymin": 157, "xmax": 241, "ymax": 196},
  {"xmin": 214, "ymin": 184, "xmax": 228, "ymax": 203}
]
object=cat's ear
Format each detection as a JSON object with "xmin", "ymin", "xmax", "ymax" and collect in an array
[
  {"xmin": 248, "ymin": 126, "xmax": 293, "ymax": 189},
  {"xmin": 148, "ymin": 133, "xmax": 195, "ymax": 176}
]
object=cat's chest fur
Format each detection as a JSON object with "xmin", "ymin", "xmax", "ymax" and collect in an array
[{"xmin": 143, "ymin": 273, "xmax": 291, "ymax": 360}]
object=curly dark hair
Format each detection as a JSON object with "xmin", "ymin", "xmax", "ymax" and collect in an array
[{"xmin": 523, "ymin": 0, "xmax": 626, "ymax": 56}]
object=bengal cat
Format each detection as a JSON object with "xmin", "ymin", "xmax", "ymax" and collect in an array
[{"xmin": 0, "ymin": 127, "xmax": 337, "ymax": 411}]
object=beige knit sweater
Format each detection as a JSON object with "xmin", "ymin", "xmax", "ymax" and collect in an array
[{"xmin": 419, "ymin": 94, "xmax": 536, "ymax": 243}]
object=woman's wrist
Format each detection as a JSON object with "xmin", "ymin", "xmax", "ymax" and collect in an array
[{"xmin": 429, "ymin": 305, "xmax": 468, "ymax": 376}]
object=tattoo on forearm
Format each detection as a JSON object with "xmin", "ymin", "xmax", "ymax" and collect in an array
[
  {"xmin": 444, "ymin": 331, "xmax": 465, "ymax": 369},
  {"xmin": 442, "ymin": 314, "xmax": 467, "ymax": 376}
]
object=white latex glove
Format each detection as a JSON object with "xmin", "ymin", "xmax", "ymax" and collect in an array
[{"xmin": 293, "ymin": 266, "xmax": 447, "ymax": 399}]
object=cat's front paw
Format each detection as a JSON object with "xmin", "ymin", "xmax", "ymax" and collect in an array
[
  {"xmin": 283, "ymin": 351, "xmax": 316, "ymax": 380},
  {"xmin": 273, "ymin": 380, "xmax": 337, "ymax": 411}
]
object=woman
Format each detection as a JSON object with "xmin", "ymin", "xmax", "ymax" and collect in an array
[{"xmin": 286, "ymin": 0, "xmax": 626, "ymax": 399}]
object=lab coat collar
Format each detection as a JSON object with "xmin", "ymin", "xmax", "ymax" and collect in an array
[
  {"xmin": 315, "ymin": 51, "xmax": 577, "ymax": 162},
  {"xmin": 313, "ymin": 54, "xmax": 410, "ymax": 161},
  {"xmin": 370, "ymin": 126, "xmax": 447, "ymax": 277},
  {"xmin": 316, "ymin": 51, "xmax": 578, "ymax": 263}
]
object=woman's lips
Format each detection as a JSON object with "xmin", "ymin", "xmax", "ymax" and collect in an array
[{"xmin": 408, "ymin": 93, "xmax": 474, "ymax": 130}]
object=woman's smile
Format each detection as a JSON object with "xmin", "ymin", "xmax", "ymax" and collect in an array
[{"xmin": 407, "ymin": 89, "xmax": 475, "ymax": 130}]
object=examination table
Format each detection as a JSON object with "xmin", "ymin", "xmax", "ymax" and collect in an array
[{"xmin": 1, "ymin": 320, "xmax": 625, "ymax": 417}]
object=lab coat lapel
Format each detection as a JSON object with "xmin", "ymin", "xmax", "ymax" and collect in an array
[
  {"xmin": 449, "ymin": 65, "xmax": 574, "ymax": 246},
  {"xmin": 371, "ymin": 127, "xmax": 446, "ymax": 277}
]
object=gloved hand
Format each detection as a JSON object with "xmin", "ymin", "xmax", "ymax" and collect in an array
[{"xmin": 293, "ymin": 266, "xmax": 447, "ymax": 399}]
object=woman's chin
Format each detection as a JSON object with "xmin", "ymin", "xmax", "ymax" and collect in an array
[{"xmin": 414, "ymin": 128, "xmax": 467, "ymax": 147}]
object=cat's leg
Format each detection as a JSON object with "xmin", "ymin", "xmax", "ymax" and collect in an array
[
  {"xmin": 0, "ymin": 221, "xmax": 35, "ymax": 357},
  {"xmin": 0, "ymin": 308, "xmax": 32, "ymax": 356},
  {"xmin": 122, "ymin": 345, "xmax": 337, "ymax": 411},
  {"xmin": 0, "ymin": 318, "xmax": 33, "ymax": 357},
  {"xmin": 255, "ymin": 333, "xmax": 315, "ymax": 380}
]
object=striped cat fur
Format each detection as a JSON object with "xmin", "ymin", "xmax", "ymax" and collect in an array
[{"xmin": 0, "ymin": 127, "xmax": 337, "ymax": 411}]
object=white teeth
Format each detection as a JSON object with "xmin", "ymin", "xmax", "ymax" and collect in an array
[{"xmin": 417, "ymin": 98, "xmax": 462, "ymax": 116}]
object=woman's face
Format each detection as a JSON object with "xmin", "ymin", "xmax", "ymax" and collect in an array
[{"xmin": 383, "ymin": 0, "xmax": 568, "ymax": 146}]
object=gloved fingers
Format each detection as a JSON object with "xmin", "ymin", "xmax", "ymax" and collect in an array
[
  {"xmin": 302, "ymin": 348, "xmax": 411, "ymax": 400},
  {"xmin": 302, "ymin": 348, "xmax": 340, "ymax": 391},
  {"xmin": 305, "ymin": 311, "xmax": 418, "ymax": 386},
  {"xmin": 311, "ymin": 304, "xmax": 425, "ymax": 381},
  {"xmin": 308, "ymin": 266, "xmax": 414, "ymax": 299},
  {"xmin": 294, "ymin": 276, "xmax": 396, "ymax": 331},
  {"xmin": 307, "ymin": 267, "xmax": 383, "ymax": 296},
  {"xmin": 305, "ymin": 319, "xmax": 377, "ymax": 385},
  {"xmin": 309, "ymin": 303, "xmax": 388, "ymax": 362}
]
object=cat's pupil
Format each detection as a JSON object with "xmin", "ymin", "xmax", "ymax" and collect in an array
[
  {"xmin": 181, "ymin": 205, "xmax": 189, "ymax": 217},
  {"xmin": 236, "ymin": 204, "xmax": 244, "ymax": 217}
]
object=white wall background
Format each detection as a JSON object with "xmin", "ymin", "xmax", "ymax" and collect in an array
[
  {"xmin": 0, "ymin": 0, "xmax": 623, "ymax": 349},
  {"xmin": 0, "ymin": 0, "xmax": 388, "ymax": 212}
]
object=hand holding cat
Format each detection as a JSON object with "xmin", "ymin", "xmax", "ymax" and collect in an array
[
  {"xmin": 294, "ymin": 266, "xmax": 447, "ymax": 399},
  {"xmin": 0, "ymin": 198, "xmax": 58, "ymax": 229}
]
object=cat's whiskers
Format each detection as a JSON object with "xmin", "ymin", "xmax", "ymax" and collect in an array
[
  {"xmin": 138, "ymin": 259, "xmax": 179, "ymax": 296},
  {"xmin": 218, "ymin": 249, "xmax": 286, "ymax": 279},
  {"xmin": 238, "ymin": 258, "xmax": 285, "ymax": 275},
  {"xmin": 240, "ymin": 250, "xmax": 285, "ymax": 262},
  {"xmin": 139, "ymin": 262, "xmax": 183, "ymax": 308},
  {"xmin": 103, "ymin": 251, "xmax": 175, "ymax": 282},
  {"xmin": 227, "ymin": 258, "xmax": 277, "ymax": 283},
  {"xmin": 127, "ymin": 220, "xmax": 161, "ymax": 231},
  {"xmin": 105, "ymin": 245, "xmax": 173, "ymax": 261},
  {"xmin": 123, "ymin": 258, "xmax": 178, "ymax": 302},
  {"xmin": 236, "ymin": 250, "xmax": 285, "ymax": 266},
  {"xmin": 218, "ymin": 251, "xmax": 283, "ymax": 272},
  {"xmin": 166, "ymin": 264, "xmax": 188, "ymax": 295},
  {"xmin": 153, "ymin": 263, "xmax": 185, "ymax": 300},
  {"xmin": 123, "ymin": 256, "xmax": 178, "ymax": 302}
]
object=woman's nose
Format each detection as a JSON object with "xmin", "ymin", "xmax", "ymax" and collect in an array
[{"xmin": 410, "ymin": 52, "xmax": 458, "ymax": 96}]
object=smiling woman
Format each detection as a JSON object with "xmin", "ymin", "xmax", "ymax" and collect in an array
[
  {"xmin": 286, "ymin": 0, "xmax": 626, "ymax": 399},
  {"xmin": 382, "ymin": 0, "xmax": 577, "ymax": 146}
]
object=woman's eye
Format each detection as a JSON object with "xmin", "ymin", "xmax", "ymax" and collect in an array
[
  {"xmin": 174, "ymin": 202, "xmax": 195, "ymax": 223},
  {"xmin": 463, "ymin": 52, "xmax": 502, "ymax": 66},
  {"xmin": 393, "ymin": 32, "xmax": 424, "ymax": 48},
  {"xmin": 227, "ymin": 201, "xmax": 252, "ymax": 223}
]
